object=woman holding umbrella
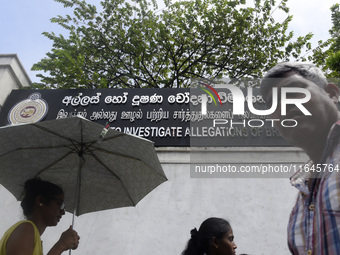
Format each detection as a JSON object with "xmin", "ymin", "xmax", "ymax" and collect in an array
[{"xmin": 0, "ymin": 178, "xmax": 80, "ymax": 255}]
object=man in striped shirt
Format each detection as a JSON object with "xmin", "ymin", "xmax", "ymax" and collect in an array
[{"xmin": 261, "ymin": 62, "xmax": 340, "ymax": 255}]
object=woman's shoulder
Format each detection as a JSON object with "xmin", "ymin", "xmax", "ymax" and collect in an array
[
  {"xmin": 10, "ymin": 220, "xmax": 36, "ymax": 230},
  {"xmin": 1, "ymin": 221, "xmax": 39, "ymax": 255},
  {"xmin": 4, "ymin": 220, "xmax": 38, "ymax": 242},
  {"xmin": 8, "ymin": 221, "xmax": 36, "ymax": 238}
]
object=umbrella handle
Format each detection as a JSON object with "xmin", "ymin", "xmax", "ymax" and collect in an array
[
  {"xmin": 68, "ymin": 156, "xmax": 83, "ymax": 255},
  {"xmin": 68, "ymin": 208, "xmax": 76, "ymax": 255}
]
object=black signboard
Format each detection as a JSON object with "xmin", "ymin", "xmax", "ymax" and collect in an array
[{"xmin": 0, "ymin": 88, "xmax": 289, "ymax": 147}]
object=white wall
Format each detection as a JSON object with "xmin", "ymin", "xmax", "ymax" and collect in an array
[{"xmin": 0, "ymin": 147, "xmax": 307, "ymax": 255}]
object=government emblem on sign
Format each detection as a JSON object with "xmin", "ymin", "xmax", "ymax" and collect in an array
[{"xmin": 8, "ymin": 93, "xmax": 48, "ymax": 124}]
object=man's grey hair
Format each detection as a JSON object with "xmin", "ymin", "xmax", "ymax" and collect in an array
[{"xmin": 260, "ymin": 62, "xmax": 328, "ymax": 97}]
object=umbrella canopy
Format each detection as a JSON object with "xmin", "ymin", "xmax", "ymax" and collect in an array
[{"xmin": 0, "ymin": 117, "xmax": 167, "ymax": 216}]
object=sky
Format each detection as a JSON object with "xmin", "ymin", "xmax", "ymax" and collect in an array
[{"xmin": 1, "ymin": 0, "xmax": 338, "ymax": 83}]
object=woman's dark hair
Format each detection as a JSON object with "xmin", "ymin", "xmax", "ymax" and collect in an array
[
  {"xmin": 182, "ymin": 217, "xmax": 232, "ymax": 255},
  {"xmin": 21, "ymin": 178, "xmax": 63, "ymax": 217}
]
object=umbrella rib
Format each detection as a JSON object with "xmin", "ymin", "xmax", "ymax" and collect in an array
[
  {"xmin": 92, "ymin": 132, "xmax": 161, "ymax": 172},
  {"xmin": 32, "ymin": 123, "xmax": 78, "ymax": 143},
  {"xmin": 0, "ymin": 145, "xmax": 73, "ymax": 158},
  {"xmin": 88, "ymin": 151, "xmax": 138, "ymax": 205},
  {"xmin": 89, "ymin": 146, "xmax": 166, "ymax": 179},
  {"xmin": 34, "ymin": 151, "xmax": 74, "ymax": 177},
  {"xmin": 17, "ymin": 151, "xmax": 74, "ymax": 200},
  {"xmin": 68, "ymin": 140, "xmax": 86, "ymax": 156},
  {"xmin": 32, "ymin": 119, "xmax": 113, "ymax": 157},
  {"xmin": 81, "ymin": 133, "xmax": 126, "ymax": 154},
  {"xmin": 0, "ymin": 122, "xmax": 87, "ymax": 157},
  {"xmin": 30, "ymin": 122, "xmax": 104, "ymax": 157},
  {"xmin": 99, "ymin": 133, "xmax": 126, "ymax": 142}
]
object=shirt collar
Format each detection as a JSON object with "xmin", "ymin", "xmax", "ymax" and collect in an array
[
  {"xmin": 289, "ymin": 120, "xmax": 340, "ymax": 193},
  {"xmin": 290, "ymin": 160, "xmax": 312, "ymax": 195}
]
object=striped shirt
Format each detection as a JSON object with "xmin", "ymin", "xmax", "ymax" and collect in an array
[{"xmin": 288, "ymin": 120, "xmax": 340, "ymax": 255}]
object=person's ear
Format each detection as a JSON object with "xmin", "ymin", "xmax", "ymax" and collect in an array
[
  {"xmin": 36, "ymin": 195, "xmax": 45, "ymax": 207},
  {"xmin": 211, "ymin": 237, "xmax": 219, "ymax": 249},
  {"xmin": 325, "ymin": 83, "xmax": 339, "ymax": 104}
]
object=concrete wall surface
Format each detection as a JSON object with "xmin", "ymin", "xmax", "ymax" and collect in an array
[
  {"xmin": 0, "ymin": 54, "xmax": 32, "ymax": 109},
  {"xmin": 0, "ymin": 147, "xmax": 308, "ymax": 255}
]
